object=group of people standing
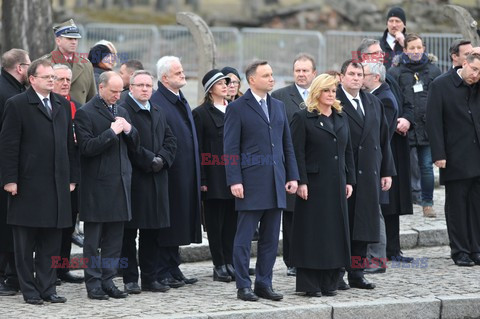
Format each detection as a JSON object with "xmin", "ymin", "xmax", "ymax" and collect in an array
[{"xmin": 2, "ymin": 6, "xmax": 480, "ymax": 306}]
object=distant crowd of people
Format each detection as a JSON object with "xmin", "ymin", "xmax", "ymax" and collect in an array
[{"xmin": 1, "ymin": 6, "xmax": 480, "ymax": 305}]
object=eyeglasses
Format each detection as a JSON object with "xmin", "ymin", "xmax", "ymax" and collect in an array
[
  {"xmin": 228, "ymin": 81, "xmax": 240, "ymax": 86},
  {"xmin": 131, "ymin": 83, "xmax": 153, "ymax": 88},
  {"xmin": 55, "ymin": 77, "xmax": 71, "ymax": 83},
  {"xmin": 33, "ymin": 75, "xmax": 55, "ymax": 80}
]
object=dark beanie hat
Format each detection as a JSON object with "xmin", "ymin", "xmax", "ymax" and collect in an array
[
  {"xmin": 387, "ymin": 7, "xmax": 406, "ymax": 25},
  {"xmin": 221, "ymin": 66, "xmax": 241, "ymax": 81},
  {"xmin": 88, "ymin": 44, "xmax": 111, "ymax": 67}
]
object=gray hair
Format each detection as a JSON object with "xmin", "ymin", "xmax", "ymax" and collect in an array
[
  {"xmin": 156, "ymin": 56, "xmax": 181, "ymax": 81},
  {"xmin": 52, "ymin": 64, "xmax": 72, "ymax": 76},
  {"xmin": 357, "ymin": 38, "xmax": 380, "ymax": 55},
  {"xmin": 130, "ymin": 70, "xmax": 154, "ymax": 85},
  {"xmin": 362, "ymin": 62, "xmax": 386, "ymax": 82},
  {"xmin": 98, "ymin": 71, "xmax": 118, "ymax": 87}
]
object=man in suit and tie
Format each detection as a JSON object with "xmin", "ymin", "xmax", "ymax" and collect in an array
[
  {"xmin": 271, "ymin": 53, "xmax": 317, "ymax": 277},
  {"xmin": 0, "ymin": 59, "xmax": 78, "ymax": 304},
  {"xmin": 336, "ymin": 59, "xmax": 395, "ymax": 289},
  {"xmin": 43, "ymin": 19, "xmax": 97, "ymax": 104},
  {"xmin": 224, "ymin": 60, "xmax": 299, "ymax": 301},
  {"xmin": 74, "ymin": 71, "xmax": 140, "ymax": 300}
]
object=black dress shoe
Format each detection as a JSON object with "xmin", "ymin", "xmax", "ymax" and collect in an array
[
  {"xmin": 237, "ymin": 287, "xmax": 259, "ymax": 301},
  {"xmin": 321, "ymin": 290, "xmax": 338, "ymax": 296},
  {"xmin": 469, "ymin": 253, "xmax": 480, "ymax": 265},
  {"xmin": 226, "ymin": 264, "xmax": 236, "ymax": 280},
  {"xmin": 142, "ymin": 281, "xmax": 170, "ymax": 292},
  {"xmin": 124, "ymin": 282, "xmax": 141, "ymax": 294},
  {"xmin": 454, "ymin": 253, "xmax": 475, "ymax": 267},
  {"xmin": 71, "ymin": 233, "xmax": 84, "ymax": 247},
  {"xmin": 55, "ymin": 278, "xmax": 61, "ymax": 286},
  {"xmin": 213, "ymin": 265, "xmax": 232, "ymax": 282},
  {"xmin": 364, "ymin": 267, "xmax": 387, "ymax": 274},
  {"xmin": 58, "ymin": 271, "xmax": 84, "ymax": 283},
  {"xmin": 286, "ymin": 267, "xmax": 297, "ymax": 276},
  {"xmin": 160, "ymin": 277, "xmax": 185, "ymax": 288},
  {"xmin": 0, "ymin": 282, "xmax": 17, "ymax": 296},
  {"xmin": 254, "ymin": 286, "xmax": 283, "ymax": 301},
  {"xmin": 388, "ymin": 254, "xmax": 414, "ymax": 263},
  {"xmin": 172, "ymin": 273, "xmax": 198, "ymax": 285},
  {"xmin": 305, "ymin": 291, "xmax": 322, "ymax": 297},
  {"xmin": 337, "ymin": 278, "xmax": 350, "ymax": 290},
  {"xmin": 248, "ymin": 267, "xmax": 255, "ymax": 276},
  {"xmin": 104, "ymin": 286, "xmax": 128, "ymax": 298},
  {"xmin": 87, "ymin": 288, "xmax": 109, "ymax": 300},
  {"xmin": 348, "ymin": 277, "xmax": 376, "ymax": 289},
  {"xmin": 25, "ymin": 297, "xmax": 44, "ymax": 305},
  {"xmin": 43, "ymin": 294, "xmax": 67, "ymax": 303}
]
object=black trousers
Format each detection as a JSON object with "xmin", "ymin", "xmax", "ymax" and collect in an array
[
  {"xmin": 296, "ymin": 268, "xmax": 340, "ymax": 293},
  {"xmin": 157, "ymin": 246, "xmax": 181, "ymax": 280},
  {"xmin": 83, "ymin": 221, "xmax": 124, "ymax": 292},
  {"xmin": 122, "ymin": 228, "xmax": 159, "ymax": 284},
  {"xmin": 12, "ymin": 226, "xmax": 62, "ymax": 300},
  {"xmin": 445, "ymin": 177, "xmax": 480, "ymax": 258},
  {"xmin": 282, "ymin": 210, "xmax": 294, "ymax": 268},
  {"xmin": 345, "ymin": 240, "xmax": 368, "ymax": 279},
  {"xmin": 203, "ymin": 199, "xmax": 237, "ymax": 267},
  {"xmin": 384, "ymin": 214, "xmax": 400, "ymax": 257}
]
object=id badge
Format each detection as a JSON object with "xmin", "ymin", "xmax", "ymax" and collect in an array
[{"xmin": 413, "ymin": 81, "xmax": 424, "ymax": 93}]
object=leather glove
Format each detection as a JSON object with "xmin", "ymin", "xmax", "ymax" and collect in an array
[{"xmin": 151, "ymin": 156, "xmax": 164, "ymax": 172}]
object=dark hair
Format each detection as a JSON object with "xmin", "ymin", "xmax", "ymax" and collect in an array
[
  {"xmin": 245, "ymin": 60, "xmax": 268, "ymax": 84},
  {"xmin": 27, "ymin": 59, "xmax": 52, "ymax": 78},
  {"xmin": 88, "ymin": 44, "xmax": 112, "ymax": 67},
  {"xmin": 325, "ymin": 70, "xmax": 341, "ymax": 78},
  {"xmin": 449, "ymin": 39, "xmax": 472, "ymax": 61},
  {"xmin": 404, "ymin": 33, "xmax": 423, "ymax": 49},
  {"xmin": 1, "ymin": 49, "xmax": 29, "ymax": 71},
  {"xmin": 466, "ymin": 53, "xmax": 480, "ymax": 64},
  {"xmin": 293, "ymin": 53, "xmax": 316, "ymax": 71},
  {"xmin": 340, "ymin": 59, "xmax": 364, "ymax": 75},
  {"xmin": 122, "ymin": 59, "xmax": 144, "ymax": 71}
]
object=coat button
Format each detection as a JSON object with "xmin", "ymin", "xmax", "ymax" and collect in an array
[
  {"xmin": 333, "ymin": 138, "xmax": 337, "ymax": 142},
  {"xmin": 468, "ymin": 110, "xmax": 472, "ymax": 114},
  {"xmin": 271, "ymin": 143, "xmax": 274, "ymax": 147},
  {"xmin": 374, "ymin": 146, "xmax": 378, "ymax": 150},
  {"xmin": 334, "ymin": 156, "xmax": 338, "ymax": 160},
  {"xmin": 359, "ymin": 170, "xmax": 362, "ymax": 174},
  {"xmin": 269, "ymin": 125, "xmax": 272, "ymax": 129},
  {"xmin": 374, "ymin": 171, "xmax": 377, "ymax": 175},
  {"xmin": 273, "ymin": 161, "xmax": 276, "ymax": 165},
  {"xmin": 359, "ymin": 146, "xmax": 362, "ymax": 150}
]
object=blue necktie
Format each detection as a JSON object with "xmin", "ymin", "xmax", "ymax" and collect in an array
[
  {"xmin": 302, "ymin": 89, "xmax": 308, "ymax": 101},
  {"xmin": 43, "ymin": 98, "xmax": 52, "ymax": 117},
  {"xmin": 260, "ymin": 99, "xmax": 269, "ymax": 121}
]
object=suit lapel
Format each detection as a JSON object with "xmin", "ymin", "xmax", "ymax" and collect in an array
[
  {"xmin": 359, "ymin": 92, "xmax": 374, "ymax": 143},
  {"xmin": 206, "ymin": 105, "xmax": 225, "ymax": 128},
  {"xmin": 50, "ymin": 93, "xmax": 63, "ymax": 119},
  {"xmin": 337, "ymin": 87, "xmax": 364, "ymax": 129},
  {"xmin": 308, "ymin": 111, "xmax": 336, "ymax": 137},
  {"xmin": 245, "ymin": 90, "xmax": 269, "ymax": 123},
  {"xmin": 288, "ymin": 85, "xmax": 304, "ymax": 109},
  {"xmin": 93, "ymin": 96, "xmax": 115, "ymax": 122},
  {"xmin": 26, "ymin": 88, "xmax": 52, "ymax": 120}
]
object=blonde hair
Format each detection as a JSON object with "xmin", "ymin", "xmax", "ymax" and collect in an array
[{"xmin": 304, "ymin": 74, "xmax": 342, "ymax": 114}]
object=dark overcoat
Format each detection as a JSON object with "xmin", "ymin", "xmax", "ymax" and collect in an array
[
  {"xmin": 289, "ymin": 109, "xmax": 355, "ymax": 269},
  {"xmin": 0, "ymin": 88, "xmax": 78, "ymax": 228},
  {"xmin": 223, "ymin": 89, "xmax": 299, "ymax": 211},
  {"xmin": 120, "ymin": 94, "xmax": 177, "ymax": 229},
  {"xmin": 74, "ymin": 95, "xmax": 139, "ymax": 222},
  {"xmin": 271, "ymin": 84, "xmax": 303, "ymax": 212},
  {"xmin": 192, "ymin": 101, "xmax": 233, "ymax": 200},
  {"xmin": 337, "ymin": 86, "xmax": 396, "ymax": 242},
  {"xmin": 0, "ymin": 69, "xmax": 26, "ymax": 251},
  {"xmin": 426, "ymin": 69, "xmax": 480, "ymax": 184},
  {"xmin": 150, "ymin": 82, "xmax": 202, "ymax": 246}
]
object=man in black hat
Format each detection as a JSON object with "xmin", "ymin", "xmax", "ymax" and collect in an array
[
  {"xmin": 43, "ymin": 19, "xmax": 97, "ymax": 104},
  {"xmin": 379, "ymin": 7, "xmax": 407, "ymax": 70}
]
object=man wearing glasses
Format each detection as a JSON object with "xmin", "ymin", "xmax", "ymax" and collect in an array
[
  {"xmin": 0, "ymin": 59, "xmax": 78, "ymax": 304},
  {"xmin": 0, "ymin": 49, "xmax": 30, "ymax": 297}
]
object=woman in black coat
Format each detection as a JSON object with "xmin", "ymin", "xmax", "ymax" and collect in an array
[
  {"xmin": 193, "ymin": 69, "xmax": 237, "ymax": 283},
  {"xmin": 290, "ymin": 74, "xmax": 355, "ymax": 297},
  {"xmin": 388, "ymin": 33, "xmax": 441, "ymax": 217}
]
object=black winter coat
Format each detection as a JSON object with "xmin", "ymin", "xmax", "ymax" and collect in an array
[
  {"xmin": 74, "ymin": 95, "xmax": 140, "ymax": 222},
  {"xmin": 192, "ymin": 102, "xmax": 233, "ymax": 200},
  {"xmin": 0, "ymin": 88, "xmax": 79, "ymax": 228},
  {"xmin": 379, "ymin": 29, "xmax": 405, "ymax": 70},
  {"xmin": 388, "ymin": 54, "xmax": 442, "ymax": 146},
  {"xmin": 121, "ymin": 94, "xmax": 177, "ymax": 229},
  {"xmin": 151, "ymin": 82, "xmax": 202, "ymax": 246}
]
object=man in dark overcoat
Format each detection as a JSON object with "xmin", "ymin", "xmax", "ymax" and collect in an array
[
  {"xmin": 0, "ymin": 59, "xmax": 78, "ymax": 304},
  {"xmin": 74, "ymin": 71, "xmax": 139, "ymax": 300},
  {"xmin": 336, "ymin": 59, "xmax": 395, "ymax": 289},
  {"xmin": 0, "ymin": 49, "xmax": 30, "ymax": 296},
  {"xmin": 224, "ymin": 60, "xmax": 299, "ymax": 302},
  {"xmin": 120, "ymin": 70, "xmax": 176, "ymax": 293},
  {"xmin": 271, "ymin": 53, "xmax": 316, "ymax": 277},
  {"xmin": 150, "ymin": 56, "xmax": 201, "ymax": 288},
  {"xmin": 426, "ymin": 52, "xmax": 480, "ymax": 267}
]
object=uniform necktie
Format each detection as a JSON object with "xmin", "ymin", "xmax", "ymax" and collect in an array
[
  {"xmin": 260, "ymin": 98, "xmax": 269, "ymax": 121},
  {"xmin": 352, "ymin": 98, "xmax": 364, "ymax": 120},
  {"xmin": 43, "ymin": 98, "xmax": 52, "ymax": 117}
]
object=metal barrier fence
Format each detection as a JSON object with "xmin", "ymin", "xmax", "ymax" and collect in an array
[{"xmin": 78, "ymin": 24, "xmax": 461, "ymax": 78}]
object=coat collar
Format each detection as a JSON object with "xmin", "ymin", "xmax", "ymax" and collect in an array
[
  {"xmin": 205, "ymin": 102, "xmax": 225, "ymax": 128},
  {"xmin": 123, "ymin": 93, "xmax": 162, "ymax": 127},
  {"xmin": 244, "ymin": 89, "xmax": 275, "ymax": 124},
  {"xmin": 25, "ymin": 87, "xmax": 63, "ymax": 120},
  {"xmin": 91, "ymin": 95, "xmax": 115, "ymax": 122},
  {"xmin": 1, "ymin": 68, "xmax": 26, "ymax": 93},
  {"xmin": 306, "ymin": 109, "xmax": 344, "ymax": 137},
  {"xmin": 286, "ymin": 84, "xmax": 304, "ymax": 108}
]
